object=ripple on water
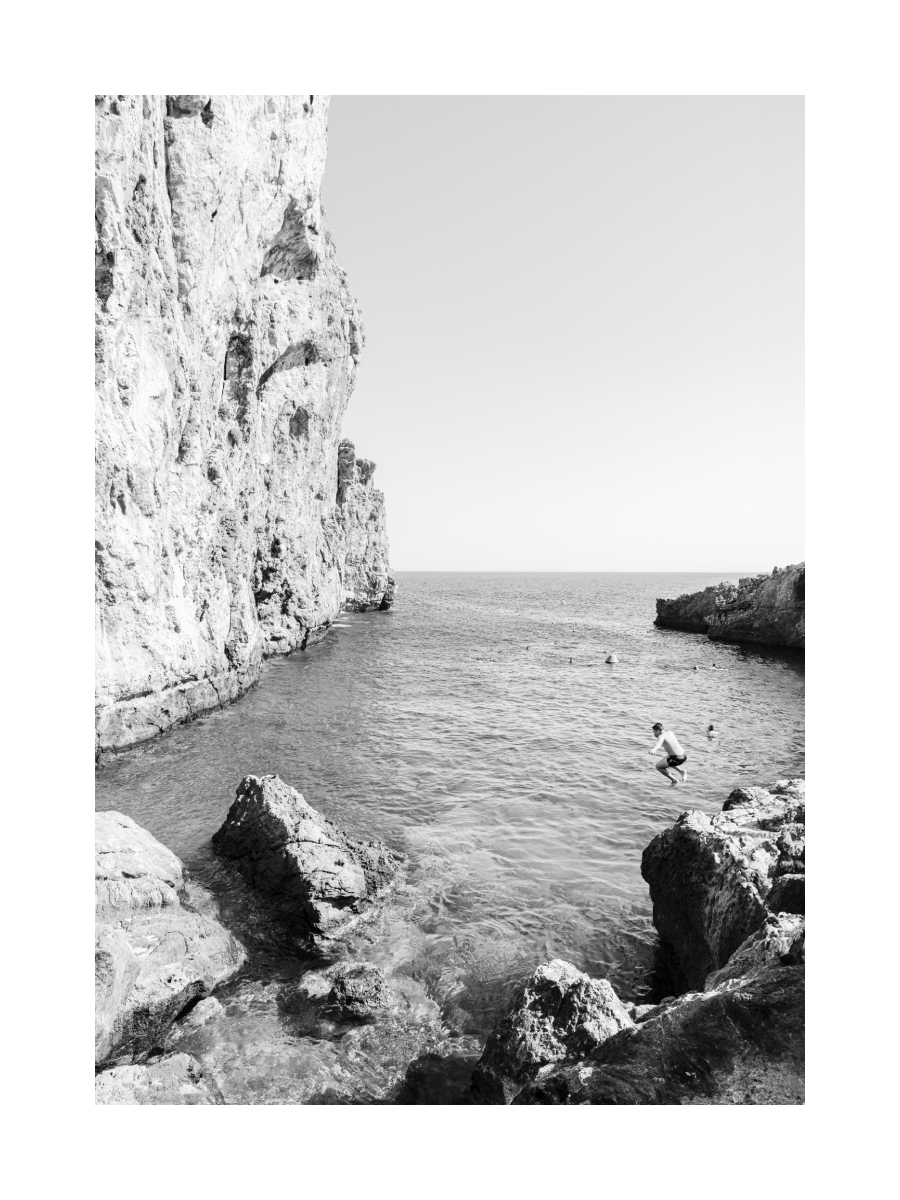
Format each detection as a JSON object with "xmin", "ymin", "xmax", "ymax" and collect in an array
[{"xmin": 96, "ymin": 572, "xmax": 804, "ymax": 1101}]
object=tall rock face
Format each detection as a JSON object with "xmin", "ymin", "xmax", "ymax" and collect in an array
[
  {"xmin": 655, "ymin": 563, "xmax": 804, "ymax": 649},
  {"xmin": 641, "ymin": 779, "xmax": 805, "ymax": 992},
  {"xmin": 335, "ymin": 439, "xmax": 395, "ymax": 613},
  {"xmin": 95, "ymin": 95, "xmax": 392, "ymax": 753}
]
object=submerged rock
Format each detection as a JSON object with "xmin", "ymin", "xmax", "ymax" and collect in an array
[
  {"xmin": 95, "ymin": 1053, "xmax": 224, "ymax": 1105},
  {"xmin": 95, "ymin": 811, "xmax": 246, "ymax": 1065},
  {"xmin": 287, "ymin": 960, "xmax": 393, "ymax": 1016},
  {"xmin": 212, "ymin": 774, "xmax": 402, "ymax": 936},
  {"xmin": 470, "ymin": 959, "xmax": 634, "ymax": 1104},
  {"xmin": 516, "ymin": 963, "xmax": 804, "ymax": 1105},
  {"xmin": 167, "ymin": 975, "xmax": 456, "ymax": 1105},
  {"xmin": 641, "ymin": 780, "xmax": 805, "ymax": 992},
  {"xmin": 654, "ymin": 563, "xmax": 804, "ymax": 648},
  {"xmin": 325, "ymin": 962, "xmax": 392, "ymax": 1014},
  {"xmin": 164, "ymin": 997, "xmax": 225, "ymax": 1048}
]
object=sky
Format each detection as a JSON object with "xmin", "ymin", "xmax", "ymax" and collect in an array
[{"xmin": 322, "ymin": 97, "xmax": 803, "ymax": 572}]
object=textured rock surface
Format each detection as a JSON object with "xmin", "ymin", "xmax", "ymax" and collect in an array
[
  {"xmin": 212, "ymin": 774, "xmax": 402, "ymax": 936},
  {"xmin": 95, "ymin": 1053, "xmax": 224, "ymax": 1105},
  {"xmin": 95, "ymin": 95, "xmax": 392, "ymax": 753},
  {"xmin": 655, "ymin": 563, "xmax": 804, "ymax": 648},
  {"xmin": 163, "ymin": 997, "xmax": 225, "ymax": 1048},
  {"xmin": 641, "ymin": 779, "xmax": 805, "ymax": 992},
  {"xmin": 95, "ymin": 810, "xmax": 246, "ymax": 1065},
  {"xmin": 335, "ymin": 439, "xmax": 395, "ymax": 612},
  {"xmin": 324, "ymin": 961, "xmax": 392, "ymax": 1014},
  {"xmin": 515, "ymin": 963, "xmax": 804, "ymax": 1105},
  {"xmin": 480, "ymin": 780, "xmax": 806, "ymax": 1106},
  {"xmin": 470, "ymin": 959, "xmax": 634, "ymax": 1104},
  {"xmin": 704, "ymin": 912, "xmax": 805, "ymax": 990}
]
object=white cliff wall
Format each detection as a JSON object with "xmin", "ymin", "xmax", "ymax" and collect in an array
[{"xmin": 95, "ymin": 95, "xmax": 392, "ymax": 753}]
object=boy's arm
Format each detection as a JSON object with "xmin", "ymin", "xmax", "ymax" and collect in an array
[{"xmin": 649, "ymin": 734, "xmax": 664, "ymax": 755}]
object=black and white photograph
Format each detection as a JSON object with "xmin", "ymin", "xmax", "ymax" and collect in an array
[
  {"xmin": 93, "ymin": 92, "xmax": 805, "ymax": 1107},
  {"xmin": 3, "ymin": 1, "xmax": 882, "ymax": 1188}
]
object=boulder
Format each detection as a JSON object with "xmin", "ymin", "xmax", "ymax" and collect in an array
[
  {"xmin": 95, "ymin": 1053, "xmax": 224, "ymax": 1105},
  {"xmin": 515, "ymin": 963, "xmax": 804, "ymax": 1105},
  {"xmin": 212, "ymin": 774, "xmax": 402, "ymax": 936},
  {"xmin": 287, "ymin": 960, "xmax": 393, "ymax": 1015},
  {"xmin": 95, "ymin": 811, "xmax": 246, "ymax": 1065},
  {"xmin": 470, "ymin": 959, "xmax": 634, "ymax": 1104},
  {"xmin": 641, "ymin": 781, "xmax": 805, "ymax": 991}
]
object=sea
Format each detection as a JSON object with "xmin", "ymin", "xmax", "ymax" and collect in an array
[{"xmin": 95, "ymin": 571, "xmax": 805, "ymax": 1102}]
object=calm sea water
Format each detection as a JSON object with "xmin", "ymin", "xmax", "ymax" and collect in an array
[{"xmin": 95, "ymin": 572, "xmax": 804, "ymax": 1101}]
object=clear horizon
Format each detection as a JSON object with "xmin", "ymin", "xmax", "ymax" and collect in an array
[
  {"xmin": 324, "ymin": 97, "xmax": 804, "ymax": 572},
  {"xmin": 387, "ymin": 567, "xmax": 793, "ymax": 574}
]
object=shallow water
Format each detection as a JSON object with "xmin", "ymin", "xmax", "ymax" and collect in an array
[{"xmin": 96, "ymin": 572, "xmax": 804, "ymax": 1101}]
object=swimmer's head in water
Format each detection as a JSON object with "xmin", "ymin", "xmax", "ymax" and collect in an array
[{"xmin": 652, "ymin": 723, "xmax": 663, "ymax": 734}]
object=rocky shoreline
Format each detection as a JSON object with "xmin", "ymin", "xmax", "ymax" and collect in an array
[
  {"xmin": 655, "ymin": 563, "xmax": 804, "ymax": 649},
  {"xmin": 470, "ymin": 778, "xmax": 804, "ymax": 1104},
  {"xmin": 95, "ymin": 775, "xmax": 477, "ymax": 1104},
  {"xmin": 96, "ymin": 775, "xmax": 804, "ymax": 1105}
]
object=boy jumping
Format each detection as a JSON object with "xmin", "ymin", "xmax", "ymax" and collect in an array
[{"xmin": 649, "ymin": 722, "xmax": 688, "ymax": 786}]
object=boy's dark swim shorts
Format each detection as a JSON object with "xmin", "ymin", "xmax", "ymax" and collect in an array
[{"xmin": 667, "ymin": 754, "xmax": 687, "ymax": 767}]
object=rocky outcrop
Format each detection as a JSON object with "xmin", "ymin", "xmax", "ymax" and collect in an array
[
  {"xmin": 95, "ymin": 95, "xmax": 392, "ymax": 754},
  {"xmin": 515, "ymin": 962, "xmax": 804, "ymax": 1105},
  {"xmin": 476, "ymin": 779, "xmax": 806, "ymax": 1105},
  {"xmin": 95, "ymin": 1053, "xmax": 224, "ymax": 1105},
  {"xmin": 641, "ymin": 778, "xmax": 805, "ymax": 992},
  {"xmin": 470, "ymin": 960, "xmax": 634, "ymax": 1104},
  {"xmin": 655, "ymin": 563, "xmax": 804, "ymax": 648},
  {"xmin": 211, "ymin": 774, "xmax": 402, "ymax": 936},
  {"xmin": 335, "ymin": 439, "xmax": 395, "ymax": 611},
  {"xmin": 95, "ymin": 810, "xmax": 245, "ymax": 1065}
]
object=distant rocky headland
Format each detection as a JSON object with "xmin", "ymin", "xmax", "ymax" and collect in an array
[
  {"xmin": 95, "ymin": 95, "xmax": 393, "ymax": 755},
  {"xmin": 655, "ymin": 563, "xmax": 804, "ymax": 649}
]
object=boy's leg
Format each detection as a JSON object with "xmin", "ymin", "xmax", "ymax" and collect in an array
[{"xmin": 656, "ymin": 758, "xmax": 678, "ymax": 785}]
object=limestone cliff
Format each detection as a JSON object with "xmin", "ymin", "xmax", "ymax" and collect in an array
[
  {"xmin": 655, "ymin": 563, "xmax": 804, "ymax": 649},
  {"xmin": 95, "ymin": 95, "xmax": 393, "ymax": 753}
]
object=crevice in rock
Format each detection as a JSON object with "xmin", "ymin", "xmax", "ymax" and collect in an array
[
  {"xmin": 257, "ymin": 342, "xmax": 321, "ymax": 397},
  {"xmin": 289, "ymin": 407, "xmax": 310, "ymax": 440},
  {"xmin": 260, "ymin": 199, "xmax": 320, "ymax": 281}
]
